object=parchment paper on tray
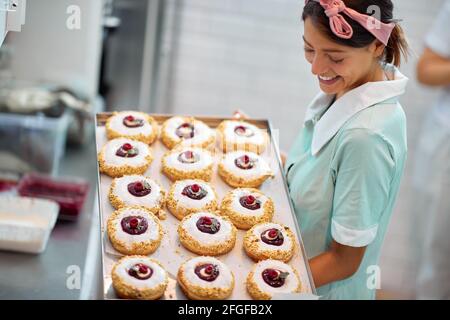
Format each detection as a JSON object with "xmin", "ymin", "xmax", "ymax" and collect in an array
[{"xmin": 95, "ymin": 114, "xmax": 315, "ymax": 300}]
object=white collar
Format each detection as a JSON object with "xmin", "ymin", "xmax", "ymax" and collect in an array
[{"xmin": 304, "ymin": 64, "xmax": 408, "ymax": 156}]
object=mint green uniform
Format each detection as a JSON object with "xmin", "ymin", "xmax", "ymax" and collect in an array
[{"xmin": 285, "ymin": 64, "xmax": 408, "ymax": 299}]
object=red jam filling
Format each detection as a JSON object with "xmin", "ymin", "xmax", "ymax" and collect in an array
[
  {"xmin": 127, "ymin": 181, "xmax": 152, "ymax": 197},
  {"xmin": 176, "ymin": 122, "xmax": 195, "ymax": 139},
  {"xmin": 177, "ymin": 150, "xmax": 199, "ymax": 164},
  {"xmin": 234, "ymin": 125, "xmax": 254, "ymax": 137},
  {"xmin": 239, "ymin": 194, "xmax": 261, "ymax": 210},
  {"xmin": 194, "ymin": 263, "xmax": 219, "ymax": 282},
  {"xmin": 123, "ymin": 115, "xmax": 144, "ymax": 128},
  {"xmin": 128, "ymin": 263, "xmax": 153, "ymax": 280},
  {"xmin": 196, "ymin": 216, "xmax": 221, "ymax": 234},
  {"xmin": 262, "ymin": 268, "xmax": 289, "ymax": 288},
  {"xmin": 234, "ymin": 154, "xmax": 255, "ymax": 170},
  {"xmin": 181, "ymin": 183, "xmax": 207, "ymax": 200},
  {"xmin": 116, "ymin": 143, "xmax": 139, "ymax": 158},
  {"xmin": 121, "ymin": 216, "xmax": 148, "ymax": 235},
  {"xmin": 260, "ymin": 228, "xmax": 284, "ymax": 246}
]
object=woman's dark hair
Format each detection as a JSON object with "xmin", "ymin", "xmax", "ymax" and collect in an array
[{"xmin": 302, "ymin": 0, "xmax": 409, "ymax": 66}]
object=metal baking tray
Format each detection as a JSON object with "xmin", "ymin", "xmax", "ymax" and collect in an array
[{"xmin": 95, "ymin": 112, "xmax": 316, "ymax": 299}]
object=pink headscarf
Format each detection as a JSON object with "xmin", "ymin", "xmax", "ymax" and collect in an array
[{"xmin": 305, "ymin": 0, "xmax": 395, "ymax": 46}]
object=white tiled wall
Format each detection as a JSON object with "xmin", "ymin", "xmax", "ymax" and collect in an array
[
  {"xmin": 160, "ymin": 0, "xmax": 319, "ymax": 150},
  {"xmin": 158, "ymin": 0, "xmax": 446, "ymax": 298}
]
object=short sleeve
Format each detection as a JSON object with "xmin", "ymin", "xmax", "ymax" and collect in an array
[
  {"xmin": 330, "ymin": 129, "xmax": 395, "ymax": 247},
  {"xmin": 425, "ymin": 1, "xmax": 450, "ymax": 58}
]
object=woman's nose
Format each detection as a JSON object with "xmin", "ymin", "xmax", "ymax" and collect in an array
[{"xmin": 311, "ymin": 54, "xmax": 327, "ymax": 76}]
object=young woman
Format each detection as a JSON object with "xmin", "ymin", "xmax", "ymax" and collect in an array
[
  {"xmin": 236, "ymin": 0, "xmax": 409, "ymax": 299},
  {"xmin": 284, "ymin": 0, "xmax": 409, "ymax": 299}
]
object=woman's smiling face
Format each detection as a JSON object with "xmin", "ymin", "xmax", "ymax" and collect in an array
[{"xmin": 303, "ymin": 17, "xmax": 385, "ymax": 98}]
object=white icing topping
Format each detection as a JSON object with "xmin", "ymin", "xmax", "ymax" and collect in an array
[
  {"xmin": 251, "ymin": 223, "xmax": 293, "ymax": 252},
  {"xmin": 114, "ymin": 257, "xmax": 167, "ymax": 289},
  {"xmin": 102, "ymin": 138, "xmax": 151, "ymax": 167},
  {"xmin": 251, "ymin": 260, "xmax": 299, "ymax": 295},
  {"xmin": 111, "ymin": 175, "xmax": 163, "ymax": 209},
  {"xmin": 222, "ymin": 120, "xmax": 265, "ymax": 145},
  {"xmin": 180, "ymin": 256, "xmax": 233, "ymax": 289},
  {"xmin": 111, "ymin": 207, "xmax": 161, "ymax": 250},
  {"xmin": 220, "ymin": 151, "xmax": 272, "ymax": 179},
  {"xmin": 164, "ymin": 147, "xmax": 213, "ymax": 172},
  {"xmin": 108, "ymin": 111, "xmax": 154, "ymax": 136},
  {"xmin": 171, "ymin": 179, "xmax": 216, "ymax": 209},
  {"xmin": 229, "ymin": 189, "xmax": 268, "ymax": 217},
  {"xmin": 180, "ymin": 212, "xmax": 233, "ymax": 245},
  {"xmin": 163, "ymin": 117, "xmax": 214, "ymax": 147}
]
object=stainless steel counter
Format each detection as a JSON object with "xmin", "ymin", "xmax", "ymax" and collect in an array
[{"xmin": 0, "ymin": 140, "xmax": 100, "ymax": 299}]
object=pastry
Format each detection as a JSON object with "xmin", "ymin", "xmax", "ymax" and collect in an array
[
  {"xmin": 161, "ymin": 146, "xmax": 214, "ymax": 182},
  {"xmin": 106, "ymin": 111, "xmax": 159, "ymax": 145},
  {"xmin": 161, "ymin": 116, "xmax": 215, "ymax": 149},
  {"xmin": 218, "ymin": 151, "xmax": 273, "ymax": 188},
  {"xmin": 112, "ymin": 255, "xmax": 168, "ymax": 300},
  {"xmin": 98, "ymin": 137, "xmax": 153, "ymax": 178},
  {"xmin": 217, "ymin": 120, "xmax": 267, "ymax": 154},
  {"xmin": 107, "ymin": 206, "xmax": 163, "ymax": 255},
  {"xmin": 219, "ymin": 188, "xmax": 274, "ymax": 230},
  {"xmin": 166, "ymin": 179, "xmax": 218, "ymax": 220},
  {"xmin": 177, "ymin": 256, "xmax": 234, "ymax": 300},
  {"xmin": 246, "ymin": 259, "xmax": 301, "ymax": 300},
  {"xmin": 178, "ymin": 211, "xmax": 237, "ymax": 256},
  {"xmin": 243, "ymin": 222, "xmax": 296, "ymax": 262},
  {"xmin": 108, "ymin": 175, "xmax": 166, "ymax": 220}
]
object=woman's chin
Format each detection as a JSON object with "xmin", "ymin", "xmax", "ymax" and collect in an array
[
  {"xmin": 319, "ymin": 85, "xmax": 339, "ymax": 95},
  {"xmin": 318, "ymin": 77, "xmax": 343, "ymax": 95}
]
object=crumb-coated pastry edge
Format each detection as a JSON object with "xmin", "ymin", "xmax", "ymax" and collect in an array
[
  {"xmin": 108, "ymin": 177, "xmax": 167, "ymax": 220},
  {"xmin": 177, "ymin": 212, "xmax": 237, "ymax": 256},
  {"xmin": 245, "ymin": 263, "xmax": 301, "ymax": 300},
  {"xmin": 219, "ymin": 188, "xmax": 274, "ymax": 230},
  {"xmin": 177, "ymin": 257, "xmax": 235, "ymax": 300},
  {"xmin": 243, "ymin": 223, "xmax": 296, "ymax": 262},
  {"xmin": 166, "ymin": 180, "xmax": 219, "ymax": 220},
  {"xmin": 106, "ymin": 112, "xmax": 160, "ymax": 145},
  {"xmin": 107, "ymin": 206, "xmax": 163, "ymax": 255},
  {"xmin": 112, "ymin": 255, "xmax": 168, "ymax": 300}
]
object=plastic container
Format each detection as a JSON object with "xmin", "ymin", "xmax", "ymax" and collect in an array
[
  {"xmin": 17, "ymin": 173, "xmax": 89, "ymax": 221},
  {"xmin": 0, "ymin": 176, "xmax": 18, "ymax": 192},
  {"xmin": 0, "ymin": 196, "xmax": 58, "ymax": 254},
  {"xmin": 0, "ymin": 111, "xmax": 70, "ymax": 176}
]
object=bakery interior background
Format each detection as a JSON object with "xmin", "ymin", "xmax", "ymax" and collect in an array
[{"xmin": 0, "ymin": 0, "xmax": 448, "ymax": 300}]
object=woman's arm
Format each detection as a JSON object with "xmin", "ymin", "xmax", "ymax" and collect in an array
[
  {"xmin": 309, "ymin": 240, "xmax": 366, "ymax": 288},
  {"xmin": 417, "ymin": 47, "xmax": 450, "ymax": 87}
]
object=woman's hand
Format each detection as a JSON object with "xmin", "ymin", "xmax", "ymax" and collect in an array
[
  {"xmin": 232, "ymin": 109, "xmax": 249, "ymax": 120},
  {"xmin": 309, "ymin": 240, "xmax": 367, "ymax": 288},
  {"xmin": 280, "ymin": 151, "xmax": 287, "ymax": 167},
  {"xmin": 232, "ymin": 110, "xmax": 288, "ymax": 166}
]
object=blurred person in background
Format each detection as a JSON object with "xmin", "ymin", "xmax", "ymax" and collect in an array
[{"xmin": 414, "ymin": 0, "xmax": 450, "ymax": 300}]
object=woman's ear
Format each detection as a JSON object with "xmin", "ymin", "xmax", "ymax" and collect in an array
[
  {"xmin": 367, "ymin": 40, "xmax": 385, "ymax": 59},
  {"xmin": 373, "ymin": 40, "xmax": 386, "ymax": 58}
]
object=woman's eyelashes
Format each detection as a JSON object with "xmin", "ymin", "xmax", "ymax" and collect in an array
[
  {"xmin": 304, "ymin": 47, "xmax": 344, "ymax": 64},
  {"xmin": 327, "ymin": 54, "xmax": 344, "ymax": 64}
]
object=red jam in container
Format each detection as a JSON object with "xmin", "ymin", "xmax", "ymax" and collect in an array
[
  {"xmin": 0, "ymin": 180, "xmax": 18, "ymax": 192},
  {"xmin": 17, "ymin": 173, "xmax": 89, "ymax": 221}
]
